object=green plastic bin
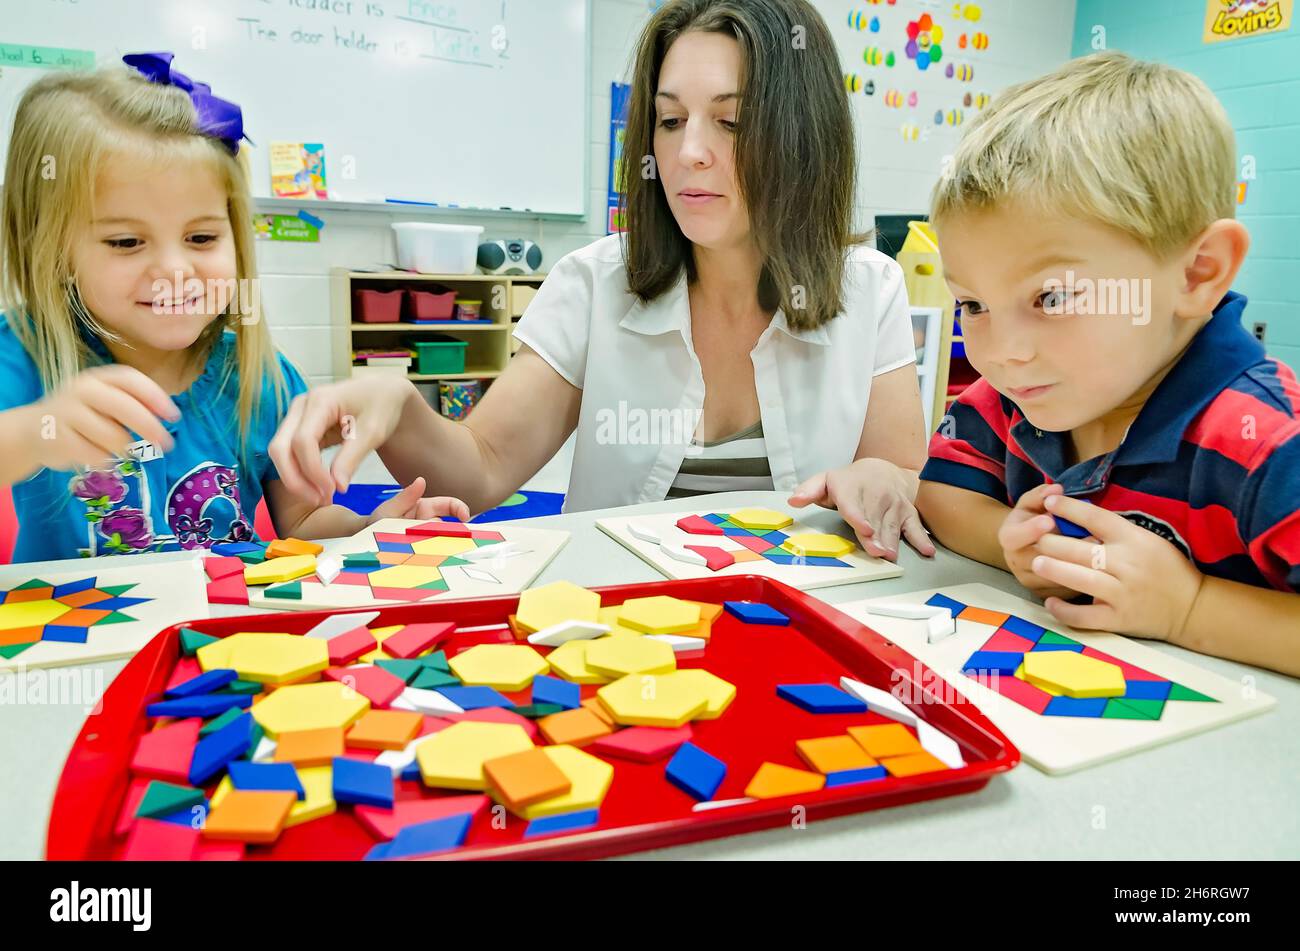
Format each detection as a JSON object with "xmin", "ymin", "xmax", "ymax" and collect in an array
[{"xmin": 411, "ymin": 336, "xmax": 468, "ymax": 375}]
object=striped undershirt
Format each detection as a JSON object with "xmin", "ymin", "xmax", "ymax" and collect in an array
[{"xmin": 666, "ymin": 419, "xmax": 775, "ymax": 499}]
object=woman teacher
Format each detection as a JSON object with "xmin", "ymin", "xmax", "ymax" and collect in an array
[{"xmin": 270, "ymin": 0, "xmax": 935, "ymax": 560}]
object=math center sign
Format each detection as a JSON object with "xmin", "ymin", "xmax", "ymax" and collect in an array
[{"xmin": 1203, "ymin": 0, "xmax": 1293, "ymax": 43}]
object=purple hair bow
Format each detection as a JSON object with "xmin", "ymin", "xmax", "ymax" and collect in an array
[{"xmin": 123, "ymin": 52, "xmax": 251, "ymax": 155}]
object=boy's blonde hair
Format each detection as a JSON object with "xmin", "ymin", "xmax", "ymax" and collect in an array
[
  {"xmin": 930, "ymin": 51, "xmax": 1237, "ymax": 257},
  {"xmin": 0, "ymin": 66, "xmax": 288, "ymax": 452}
]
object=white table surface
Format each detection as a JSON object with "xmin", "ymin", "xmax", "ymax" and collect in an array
[{"xmin": 2, "ymin": 491, "xmax": 1295, "ymax": 860}]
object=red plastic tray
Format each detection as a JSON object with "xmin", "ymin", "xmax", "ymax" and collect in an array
[{"xmin": 47, "ymin": 576, "xmax": 1019, "ymax": 860}]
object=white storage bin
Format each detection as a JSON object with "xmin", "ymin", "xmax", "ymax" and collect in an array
[{"xmin": 392, "ymin": 222, "xmax": 484, "ymax": 274}]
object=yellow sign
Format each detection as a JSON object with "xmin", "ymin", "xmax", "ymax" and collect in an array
[{"xmin": 1204, "ymin": 0, "xmax": 1293, "ymax": 43}]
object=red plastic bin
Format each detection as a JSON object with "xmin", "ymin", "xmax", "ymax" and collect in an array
[
  {"xmin": 407, "ymin": 287, "xmax": 456, "ymax": 320},
  {"xmin": 353, "ymin": 288, "xmax": 404, "ymax": 323},
  {"xmin": 46, "ymin": 575, "xmax": 1020, "ymax": 861}
]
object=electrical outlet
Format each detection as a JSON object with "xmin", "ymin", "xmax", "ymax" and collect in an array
[{"xmin": 1252, "ymin": 322, "xmax": 1267, "ymax": 343}]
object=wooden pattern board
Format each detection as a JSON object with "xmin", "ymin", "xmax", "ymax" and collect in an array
[
  {"xmin": 245, "ymin": 519, "xmax": 570, "ymax": 612},
  {"xmin": 596, "ymin": 509, "xmax": 902, "ymax": 589},
  {"xmin": 838, "ymin": 583, "xmax": 1276, "ymax": 775},
  {"xmin": 0, "ymin": 560, "xmax": 209, "ymax": 672}
]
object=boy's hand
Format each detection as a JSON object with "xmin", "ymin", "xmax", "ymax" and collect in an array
[
  {"xmin": 997, "ymin": 483, "xmax": 1082, "ymax": 600},
  {"xmin": 789, "ymin": 458, "xmax": 935, "ymax": 561},
  {"xmin": 30, "ymin": 365, "xmax": 180, "ymax": 470},
  {"xmin": 1031, "ymin": 494, "xmax": 1204, "ymax": 641},
  {"xmin": 366, "ymin": 477, "xmax": 471, "ymax": 524}
]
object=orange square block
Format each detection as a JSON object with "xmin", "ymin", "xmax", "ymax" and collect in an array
[
  {"xmin": 674, "ymin": 600, "xmax": 725, "ymax": 641},
  {"xmin": 958, "ymin": 607, "xmax": 1011, "ymax": 626},
  {"xmin": 795, "ymin": 735, "xmax": 878, "ymax": 774},
  {"xmin": 203, "ymin": 790, "xmax": 296, "ymax": 843},
  {"xmin": 483, "ymin": 747, "xmax": 572, "ymax": 813},
  {"xmin": 881, "ymin": 751, "xmax": 949, "ymax": 777},
  {"xmin": 0, "ymin": 626, "xmax": 42, "ymax": 647},
  {"xmin": 537, "ymin": 707, "xmax": 612, "ymax": 747},
  {"xmin": 56, "ymin": 608, "xmax": 112, "ymax": 627},
  {"xmin": 378, "ymin": 551, "xmax": 410, "ymax": 565},
  {"xmin": 267, "ymin": 538, "xmax": 324, "ymax": 559},
  {"xmin": 274, "ymin": 727, "xmax": 345, "ymax": 766},
  {"xmin": 848, "ymin": 724, "xmax": 923, "ymax": 759},
  {"xmin": 581, "ymin": 697, "xmax": 617, "ymax": 728},
  {"xmin": 6, "ymin": 586, "xmax": 53, "ymax": 603},
  {"xmin": 506, "ymin": 615, "xmax": 529, "ymax": 640},
  {"xmin": 346, "ymin": 709, "xmax": 423, "ymax": 750},
  {"xmin": 744, "ymin": 762, "xmax": 826, "ymax": 799}
]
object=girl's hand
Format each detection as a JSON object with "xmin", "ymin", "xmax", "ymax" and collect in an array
[
  {"xmin": 1031, "ymin": 494, "xmax": 1204, "ymax": 642},
  {"xmin": 30, "ymin": 365, "xmax": 180, "ymax": 470},
  {"xmin": 788, "ymin": 458, "xmax": 936, "ymax": 561},
  {"xmin": 997, "ymin": 483, "xmax": 1083, "ymax": 601},
  {"xmin": 270, "ymin": 375, "xmax": 415, "ymax": 505},
  {"xmin": 367, "ymin": 477, "xmax": 471, "ymax": 524}
]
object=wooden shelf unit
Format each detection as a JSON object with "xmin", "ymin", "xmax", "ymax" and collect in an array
[{"xmin": 331, "ymin": 269, "xmax": 546, "ymax": 390}]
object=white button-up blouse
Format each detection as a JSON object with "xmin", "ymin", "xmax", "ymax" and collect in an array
[{"xmin": 513, "ymin": 234, "xmax": 916, "ymax": 512}]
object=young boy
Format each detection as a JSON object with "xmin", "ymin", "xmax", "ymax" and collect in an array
[{"xmin": 916, "ymin": 51, "xmax": 1300, "ymax": 677}]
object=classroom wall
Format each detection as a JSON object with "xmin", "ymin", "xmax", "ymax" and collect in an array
[
  {"xmin": 259, "ymin": 0, "xmax": 652, "ymax": 386},
  {"xmin": 1071, "ymin": 0, "xmax": 1300, "ymax": 372}
]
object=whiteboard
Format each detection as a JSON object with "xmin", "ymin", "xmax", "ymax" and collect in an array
[{"xmin": 0, "ymin": 0, "xmax": 589, "ymax": 216}]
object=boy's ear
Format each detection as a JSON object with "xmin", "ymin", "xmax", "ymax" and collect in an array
[{"xmin": 1176, "ymin": 219, "xmax": 1249, "ymax": 318}]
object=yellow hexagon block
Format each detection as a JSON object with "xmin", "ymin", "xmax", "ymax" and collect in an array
[
  {"xmin": 596, "ymin": 671, "xmax": 709, "ymax": 727},
  {"xmin": 448, "ymin": 644, "xmax": 550, "ymax": 692},
  {"xmin": 367, "ymin": 564, "xmax": 442, "ymax": 588},
  {"xmin": 411, "ymin": 537, "xmax": 477, "ymax": 557},
  {"xmin": 586, "ymin": 636, "xmax": 676, "ymax": 678},
  {"xmin": 416, "ymin": 721, "xmax": 535, "ymax": 790},
  {"xmin": 728, "ymin": 508, "xmax": 794, "ymax": 531},
  {"xmin": 251, "ymin": 682, "xmax": 370, "ymax": 738},
  {"xmin": 516, "ymin": 581, "xmax": 601, "ymax": 634},
  {"xmin": 598, "ymin": 605, "xmax": 646, "ymax": 637},
  {"xmin": 546, "ymin": 641, "xmax": 612, "ymax": 685},
  {"xmin": 285, "ymin": 765, "xmax": 336, "ymax": 827},
  {"xmin": 229, "ymin": 633, "xmax": 329, "ymax": 685},
  {"xmin": 520, "ymin": 745, "xmax": 615, "ymax": 819},
  {"xmin": 780, "ymin": 533, "xmax": 855, "ymax": 558},
  {"xmin": 197, "ymin": 632, "xmax": 329, "ymax": 684},
  {"xmin": 672, "ymin": 669, "xmax": 736, "ymax": 718},
  {"xmin": 1022, "ymin": 651, "xmax": 1126, "ymax": 699},
  {"xmin": 243, "ymin": 554, "xmax": 317, "ymax": 586},
  {"xmin": 617, "ymin": 596, "xmax": 702, "ymax": 635}
]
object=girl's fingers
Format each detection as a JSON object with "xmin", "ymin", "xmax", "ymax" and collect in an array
[
  {"xmin": 96, "ymin": 365, "xmax": 181, "ymax": 422},
  {"xmin": 92, "ymin": 383, "xmax": 175, "ymax": 452},
  {"xmin": 269, "ymin": 396, "xmax": 316, "ymax": 501},
  {"xmin": 288, "ymin": 394, "xmax": 341, "ymax": 503}
]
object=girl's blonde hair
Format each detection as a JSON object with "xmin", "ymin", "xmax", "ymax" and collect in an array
[
  {"xmin": 0, "ymin": 65, "xmax": 288, "ymax": 452},
  {"xmin": 930, "ymin": 51, "xmax": 1237, "ymax": 258}
]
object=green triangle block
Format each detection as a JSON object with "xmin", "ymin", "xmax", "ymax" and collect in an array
[
  {"xmin": 472, "ymin": 538, "xmax": 504, "ymax": 548},
  {"xmin": 511, "ymin": 703, "xmax": 565, "ymax": 719},
  {"xmin": 411, "ymin": 667, "xmax": 459, "ymax": 690},
  {"xmin": 0, "ymin": 643, "xmax": 36, "ymax": 660},
  {"xmin": 439, "ymin": 556, "xmax": 471, "ymax": 568},
  {"xmin": 1113, "ymin": 698, "xmax": 1166, "ymax": 720},
  {"xmin": 137, "ymin": 780, "xmax": 205, "ymax": 820},
  {"xmin": 1168, "ymin": 683, "xmax": 1217, "ymax": 703},
  {"xmin": 240, "ymin": 720, "xmax": 265, "ymax": 760},
  {"xmin": 344, "ymin": 554, "xmax": 381, "ymax": 567},
  {"xmin": 376, "ymin": 658, "xmax": 423, "ymax": 683},
  {"xmin": 1037, "ymin": 631, "xmax": 1081, "ymax": 647},
  {"xmin": 15, "ymin": 578, "xmax": 53, "ymax": 590},
  {"xmin": 1102, "ymin": 698, "xmax": 1157, "ymax": 719},
  {"xmin": 265, "ymin": 582, "xmax": 303, "ymax": 600},
  {"xmin": 96, "ymin": 612, "xmax": 138, "ymax": 626},
  {"xmin": 419, "ymin": 650, "xmax": 450, "ymax": 672},
  {"xmin": 222, "ymin": 679, "xmax": 263, "ymax": 695},
  {"xmin": 99, "ymin": 583, "xmax": 138, "ymax": 596},
  {"xmin": 201, "ymin": 707, "xmax": 243, "ymax": 736},
  {"xmin": 237, "ymin": 550, "xmax": 267, "ymax": 565},
  {"xmin": 179, "ymin": 628, "xmax": 219, "ymax": 656},
  {"xmin": 417, "ymin": 579, "xmax": 450, "ymax": 591}
]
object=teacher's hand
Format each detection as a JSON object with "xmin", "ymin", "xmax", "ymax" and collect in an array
[
  {"xmin": 788, "ymin": 458, "xmax": 936, "ymax": 562},
  {"xmin": 269, "ymin": 375, "xmax": 416, "ymax": 506}
]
